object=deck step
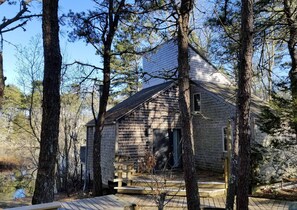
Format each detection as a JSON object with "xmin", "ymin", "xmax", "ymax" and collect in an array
[
  {"xmin": 114, "ymin": 186, "xmax": 225, "ymax": 197},
  {"xmin": 128, "ymin": 180, "xmax": 225, "ymax": 189},
  {"xmin": 199, "ymin": 182, "xmax": 226, "ymax": 189}
]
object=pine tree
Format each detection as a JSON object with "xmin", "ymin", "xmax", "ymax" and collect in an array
[
  {"xmin": 177, "ymin": 0, "xmax": 200, "ymax": 209},
  {"xmin": 32, "ymin": 0, "xmax": 62, "ymax": 204},
  {"xmin": 236, "ymin": 0, "xmax": 254, "ymax": 209}
]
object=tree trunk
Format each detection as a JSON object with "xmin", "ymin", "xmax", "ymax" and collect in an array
[
  {"xmin": 236, "ymin": 0, "xmax": 253, "ymax": 209},
  {"xmin": 55, "ymin": 154, "xmax": 62, "ymax": 193},
  {"xmin": 91, "ymin": 74, "xmax": 107, "ymax": 193},
  {"xmin": 73, "ymin": 136, "xmax": 79, "ymax": 178},
  {"xmin": 32, "ymin": 0, "xmax": 62, "ymax": 204},
  {"xmin": 177, "ymin": 1, "xmax": 200, "ymax": 209},
  {"xmin": 226, "ymin": 117, "xmax": 239, "ymax": 210},
  {"xmin": 63, "ymin": 122, "xmax": 70, "ymax": 195},
  {"xmin": 158, "ymin": 193, "xmax": 166, "ymax": 210},
  {"xmin": 92, "ymin": 42, "xmax": 112, "ymax": 197},
  {"xmin": 266, "ymin": 38, "xmax": 274, "ymax": 102},
  {"xmin": 92, "ymin": 0, "xmax": 125, "ymax": 196},
  {"xmin": 283, "ymin": 0, "xmax": 297, "ymax": 140},
  {"xmin": 0, "ymin": 51, "xmax": 4, "ymax": 109}
]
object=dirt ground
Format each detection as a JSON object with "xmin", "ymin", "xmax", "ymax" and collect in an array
[
  {"xmin": 253, "ymin": 187, "xmax": 297, "ymax": 201},
  {"xmin": 1, "ymin": 189, "xmax": 297, "ymax": 209},
  {"xmin": 0, "ymin": 193, "xmax": 88, "ymax": 209}
]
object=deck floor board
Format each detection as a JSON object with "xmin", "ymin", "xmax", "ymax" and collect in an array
[
  {"xmin": 59, "ymin": 195, "xmax": 132, "ymax": 210},
  {"xmin": 117, "ymin": 194, "xmax": 293, "ymax": 210},
  {"xmin": 58, "ymin": 194, "xmax": 294, "ymax": 210}
]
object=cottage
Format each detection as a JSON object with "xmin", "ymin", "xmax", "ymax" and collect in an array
[{"xmin": 85, "ymin": 40, "xmax": 266, "ymax": 185}]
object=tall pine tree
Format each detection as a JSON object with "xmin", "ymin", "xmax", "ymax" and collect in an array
[
  {"xmin": 236, "ymin": 0, "xmax": 254, "ymax": 209},
  {"xmin": 32, "ymin": 0, "xmax": 62, "ymax": 204}
]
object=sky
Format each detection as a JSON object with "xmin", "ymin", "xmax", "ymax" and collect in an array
[
  {"xmin": 1, "ymin": 0, "xmax": 215, "ymax": 86},
  {"xmin": 1, "ymin": 0, "xmax": 99, "ymax": 85}
]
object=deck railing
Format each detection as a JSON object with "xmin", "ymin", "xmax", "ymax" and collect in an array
[{"xmin": 6, "ymin": 202, "xmax": 61, "ymax": 210}]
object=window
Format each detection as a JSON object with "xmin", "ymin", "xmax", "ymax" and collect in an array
[
  {"xmin": 87, "ymin": 126, "xmax": 94, "ymax": 138},
  {"xmin": 193, "ymin": 93, "xmax": 201, "ymax": 112},
  {"xmin": 223, "ymin": 126, "xmax": 232, "ymax": 152}
]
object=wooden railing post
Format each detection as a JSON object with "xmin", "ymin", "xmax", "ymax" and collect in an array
[
  {"xmin": 225, "ymin": 120, "xmax": 232, "ymax": 189},
  {"xmin": 127, "ymin": 164, "xmax": 133, "ymax": 186},
  {"xmin": 224, "ymin": 157, "xmax": 229, "ymax": 189},
  {"xmin": 118, "ymin": 165, "xmax": 123, "ymax": 188}
]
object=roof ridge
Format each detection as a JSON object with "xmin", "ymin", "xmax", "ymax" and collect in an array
[{"xmin": 86, "ymin": 81, "xmax": 176, "ymax": 126}]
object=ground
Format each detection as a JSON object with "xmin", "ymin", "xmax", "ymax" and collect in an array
[
  {"xmin": 1, "ymin": 160, "xmax": 296, "ymax": 209},
  {"xmin": 253, "ymin": 188, "xmax": 297, "ymax": 201},
  {"xmin": 1, "ymin": 186, "xmax": 297, "ymax": 209},
  {"xmin": 0, "ymin": 156, "xmax": 88, "ymax": 209},
  {"xmin": 0, "ymin": 192, "xmax": 88, "ymax": 209}
]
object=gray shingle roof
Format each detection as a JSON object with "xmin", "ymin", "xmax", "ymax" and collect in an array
[
  {"xmin": 86, "ymin": 81, "xmax": 175, "ymax": 126},
  {"xmin": 86, "ymin": 80, "xmax": 265, "ymax": 126}
]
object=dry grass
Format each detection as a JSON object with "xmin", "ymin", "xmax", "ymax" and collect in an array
[
  {"xmin": 0, "ymin": 156, "xmax": 20, "ymax": 172},
  {"xmin": 253, "ymin": 187, "xmax": 297, "ymax": 201}
]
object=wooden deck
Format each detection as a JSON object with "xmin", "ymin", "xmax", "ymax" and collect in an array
[
  {"xmin": 8, "ymin": 194, "xmax": 293, "ymax": 210},
  {"xmin": 113, "ymin": 167, "xmax": 227, "ymax": 197},
  {"xmin": 117, "ymin": 194, "xmax": 295, "ymax": 210},
  {"xmin": 59, "ymin": 195, "xmax": 133, "ymax": 210}
]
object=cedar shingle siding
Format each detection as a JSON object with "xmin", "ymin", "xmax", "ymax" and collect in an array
[
  {"xmin": 191, "ymin": 84, "xmax": 235, "ymax": 171},
  {"xmin": 86, "ymin": 83, "xmax": 183, "ymax": 184},
  {"xmin": 86, "ymin": 125, "xmax": 116, "ymax": 184},
  {"xmin": 117, "ymin": 84, "xmax": 181, "ymax": 160},
  {"xmin": 85, "ymin": 41, "xmax": 269, "ymax": 184}
]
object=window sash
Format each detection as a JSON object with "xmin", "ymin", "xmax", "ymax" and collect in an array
[{"xmin": 193, "ymin": 93, "xmax": 201, "ymax": 112}]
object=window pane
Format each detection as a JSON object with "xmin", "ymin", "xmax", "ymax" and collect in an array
[
  {"xmin": 223, "ymin": 127, "xmax": 227, "ymax": 152},
  {"xmin": 194, "ymin": 93, "xmax": 201, "ymax": 112}
]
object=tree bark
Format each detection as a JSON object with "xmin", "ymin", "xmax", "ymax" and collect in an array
[
  {"xmin": 32, "ymin": 0, "xmax": 62, "ymax": 204},
  {"xmin": 283, "ymin": 0, "xmax": 297, "ymax": 140},
  {"xmin": 236, "ymin": 0, "xmax": 253, "ymax": 209},
  {"xmin": 177, "ymin": 1, "xmax": 200, "ymax": 209},
  {"xmin": 63, "ymin": 120, "xmax": 70, "ymax": 195},
  {"xmin": 92, "ymin": 0, "xmax": 125, "ymax": 196},
  {"xmin": 92, "ymin": 55, "xmax": 111, "ymax": 196},
  {"xmin": 226, "ymin": 117, "xmax": 239, "ymax": 210}
]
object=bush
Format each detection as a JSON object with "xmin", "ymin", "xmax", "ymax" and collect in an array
[
  {"xmin": 0, "ymin": 157, "xmax": 20, "ymax": 172},
  {"xmin": 0, "ymin": 169, "xmax": 34, "ymax": 196},
  {"xmin": 252, "ymin": 137, "xmax": 297, "ymax": 185}
]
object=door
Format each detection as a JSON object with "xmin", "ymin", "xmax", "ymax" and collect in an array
[
  {"xmin": 153, "ymin": 129, "xmax": 172, "ymax": 170},
  {"xmin": 172, "ymin": 129, "xmax": 182, "ymax": 168},
  {"xmin": 153, "ymin": 129, "xmax": 182, "ymax": 170}
]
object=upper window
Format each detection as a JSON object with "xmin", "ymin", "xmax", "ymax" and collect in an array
[
  {"xmin": 193, "ymin": 93, "xmax": 201, "ymax": 112},
  {"xmin": 223, "ymin": 127, "xmax": 228, "ymax": 152},
  {"xmin": 87, "ymin": 126, "xmax": 94, "ymax": 138},
  {"xmin": 223, "ymin": 126, "xmax": 232, "ymax": 152}
]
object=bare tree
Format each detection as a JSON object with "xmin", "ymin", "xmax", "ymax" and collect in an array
[
  {"xmin": 0, "ymin": 0, "xmax": 40, "ymax": 108},
  {"xmin": 32, "ymin": 0, "xmax": 62, "ymax": 204}
]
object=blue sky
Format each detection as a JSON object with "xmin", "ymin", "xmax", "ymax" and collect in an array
[
  {"xmin": 1, "ymin": 0, "xmax": 99, "ymax": 85},
  {"xmin": 1, "ymin": 0, "xmax": 214, "ymax": 86}
]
